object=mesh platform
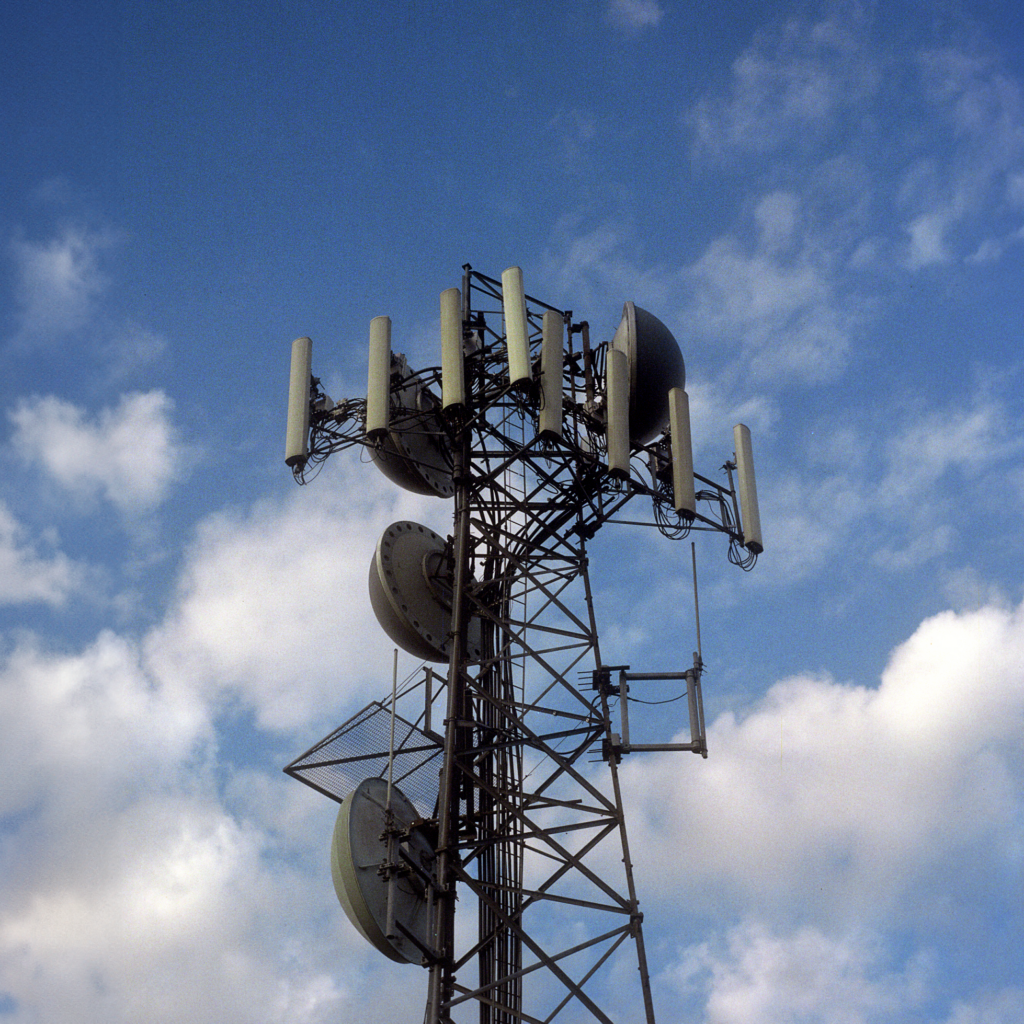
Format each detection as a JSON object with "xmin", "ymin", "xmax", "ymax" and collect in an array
[{"xmin": 284, "ymin": 699, "xmax": 444, "ymax": 818}]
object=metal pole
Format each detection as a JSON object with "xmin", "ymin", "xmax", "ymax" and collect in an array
[
  {"xmin": 385, "ymin": 648, "xmax": 399, "ymax": 942},
  {"xmin": 691, "ymin": 542, "xmax": 703, "ymax": 664},
  {"xmin": 426, "ymin": 433, "xmax": 472, "ymax": 1024},
  {"xmin": 582, "ymin": 558, "xmax": 658, "ymax": 1024}
]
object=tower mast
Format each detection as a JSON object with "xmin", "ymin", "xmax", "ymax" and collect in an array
[{"xmin": 283, "ymin": 263, "xmax": 763, "ymax": 1023}]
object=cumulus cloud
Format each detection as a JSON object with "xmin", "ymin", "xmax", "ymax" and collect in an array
[
  {"xmin": 665, "ymin": 922, "xmax": 930, "ymax": 1024},
  {"xmin": 145, "ymin": 460, "xmax": 446, "ymax": 732},
  {"xmin": 8, "ymin": 391, "xmax": 187, "ymax": 515},
  {"xmin": 617, "ymin": 600, "xmax": 1024, "ymax": 923},
  {"xmin": 0, "ymin": 501, "xmax": 85, "ymax": 606},
  {"xmin": 0, "ymin": 625, "xmax": 374, "ymax": 1024},
  {"xmin": 662, "ymin": 921, "xmax": 1024, "ymax": 1024},
  {"xmin": 0, "ymin": 630, "xmax": 209, "ymax": 824}
]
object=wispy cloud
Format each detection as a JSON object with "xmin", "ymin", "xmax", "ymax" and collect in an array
[
  {"xmin": 754, "ymin": 381, "xmax": 1021, "ymax": 582},
  {"xmin": 9, "ymin": 225, "xmax": 115, "ymax": 342},
  {"xmin": 685, "ymin": 6, "xmax": 1024, "ymax": 272},
  {"xmin": 606, "ymin": 0, "xmax": 664, "ymax": 33},
  {"xmin": 685, "ymin": 191, "xmax": 860, "ymax": 383},
  {"xmin": 687, "ymin": 6, "xmax": 879, "ymax": 163},
  {"xmin": 899, "ymin": 46, "xmax": 1024, "ymax": 267}
]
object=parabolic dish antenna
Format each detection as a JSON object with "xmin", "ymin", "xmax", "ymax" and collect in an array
[
  {"xmin": 368, "ymin": 521, "xmax": 484, "ymax": 663},
  {"xmin": 370, "ymin": 378, "xmax": 454, "ymax": 498},
  {"xmin": 331, "ymin": 777, "xmax": 434, "ymax": 964},
  {"xmin": 611, "ymin": 301, "xmax": 685, "ymax": 445}
]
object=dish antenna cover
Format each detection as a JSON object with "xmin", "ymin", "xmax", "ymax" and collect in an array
[
  {"xmin": 369, "ymin": 371, "xmax": 454, "ymax": 497},
  {"xmin": 368, "ymin": 521, "xmax": 483, "ymax": 662},
  {"xmin": 330, "ymin": 777, "xmax": 433, "ymax": 963},
  {"xmin": 611, "ymin": 302, "xmax": 685, "ymax": 444}
]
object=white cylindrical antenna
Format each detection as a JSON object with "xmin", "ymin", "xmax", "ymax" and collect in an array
[
  {"xmin": 733, "ymin": 423, "xmax": 764, "ymax": 553},
  {"xmin": 540, "ymin": 310, "xmax": 563, "ymax": 438},
  {"xmin": 668, "ymin": 387, "xmax": 696, "ymax": 516},
  {"xmin": 501, "ymin": 266, "xmax": 533, "ymax": 387},
  {"xmin": 366, "ymin": 316, "xmax": 392, "ymax": 438},
  {"xmin": 440, "ymin": 287, "xmax": 465, "ymax": 411},
  {"xmin": 285, "ymin": 336, "xmax": 313, "ymax": 467},
  {"xmin": 606, "ymin": 347, "xmax": 630, "ymax": 478}
]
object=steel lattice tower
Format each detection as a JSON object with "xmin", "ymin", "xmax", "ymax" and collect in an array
[{"xmin": 283, "ymin": 264, "xmax": 762, "ymax": 1023}]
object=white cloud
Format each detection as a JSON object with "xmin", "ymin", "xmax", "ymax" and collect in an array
[
  {"xmin": 0, "ymin": 501, "xmax": 85, "ymax": 606},
  {"xmin": 665, "ymin": 922, "xmax": 929, "ymax": 1024},
  {"xmin": 617, "ymin": 600, "xmax": 1024, "ymax": 922},
  {"xmin": 898, "ymin": 46, "xmax": 1024, "ymax": 268},
  {"xmin": 607, "ymin": 0, "xmax": 664, "ymax": 32},
  {"xmin": 8, "ymin": 391, "xmax": 186, "ymax": 515},
  {"xmin": 0, "ymin": 616, "xmax": 419, "ymax": 1024},
  {"xmin": 144, "ymin": 460, "xmax": 447, "ymax": 732},
  {"xmin": 687, "ymin": 8, "xmax": 878, "ymax": 162},
  {"xmin": 9, "ymin": 225, "xmax": 113, "ymax": 340},
  {"xmin": 685, "ymin": 193, "xmax": 858, "ymax": 383},
  {"xmin": 0, "ymin": 630, "xmax": 209, "ymax": 824}
]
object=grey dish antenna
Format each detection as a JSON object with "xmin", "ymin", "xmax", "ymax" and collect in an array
[
  {"xmin": 610, "ymin": 301, "xmax": 685, "ymax": 444},
  {"xmin": 330, "ymin": 777, "xmax": 433, "ymax": 964},
  {"xmin": 368, "ymin": 521, "xmax": 484, "ymax": 663},
  {"xmin": 370, "ymin": 365, "xmax": 454, "ymax": 498},
  {"xmin": 364, "ymin": 331, "xmax": 452, "ymax": 495}
]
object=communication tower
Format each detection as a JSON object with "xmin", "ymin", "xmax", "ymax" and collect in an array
[{"xmin": 282, "ymin": 264, "xmax": 763, "ymax": 1023}]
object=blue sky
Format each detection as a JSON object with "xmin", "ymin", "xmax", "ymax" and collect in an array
[{"xmin": 2, "ymin": 0, "xmax": 1022, "ymax": 1021}]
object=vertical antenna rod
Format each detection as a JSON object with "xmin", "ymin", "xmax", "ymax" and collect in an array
[{"xmin": 691, "ymin": 542, "xmax": 703, "ymax": 664}]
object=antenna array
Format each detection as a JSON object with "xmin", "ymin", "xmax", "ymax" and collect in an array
[{"xmin": 282, "ymin": 264, "xmax": 763, "ymax": 1023}]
